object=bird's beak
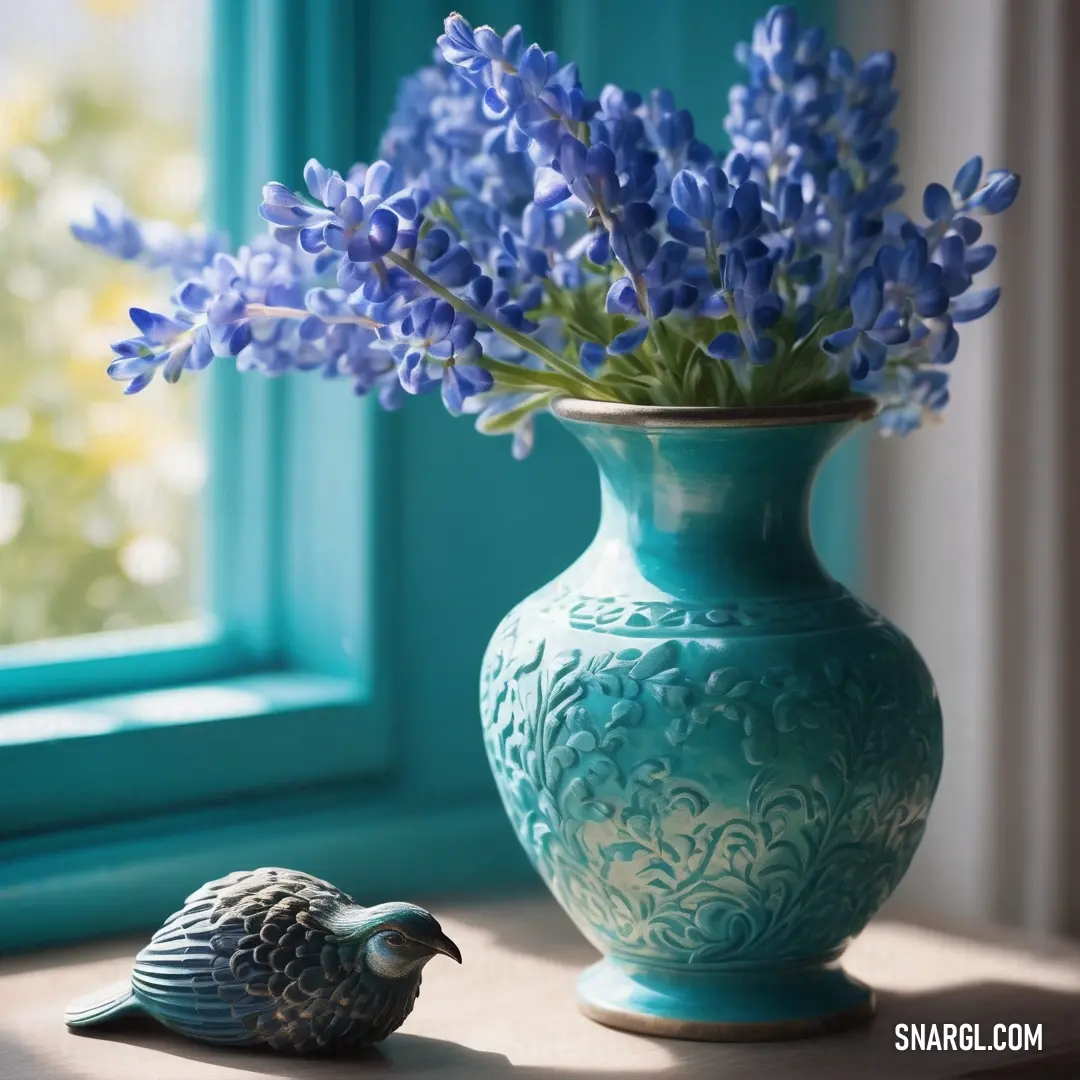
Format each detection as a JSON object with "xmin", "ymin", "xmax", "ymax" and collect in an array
[{"xmin": 427, "ymin": 931, "xmax": 462, "ymax": 964}]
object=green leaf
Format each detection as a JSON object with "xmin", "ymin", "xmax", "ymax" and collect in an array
[
  {"xmin": 474, "ymin": 392, "xmax": 553, "ymax": 434},
  {"xmin": 672, "ymin": 313, "xmax": 737, "ymax": 350},
  {"xmin": 682, "ymin": 354, "xmax": 704, "ymax": 402},
  {"xmin": 472, "ymin": 355, "xmax": 573, "ymax": 392}
]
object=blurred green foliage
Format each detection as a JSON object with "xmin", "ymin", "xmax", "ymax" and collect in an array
[{"xmin": 0, "ymin": 70, "xmax": 204, "ymax": 645}]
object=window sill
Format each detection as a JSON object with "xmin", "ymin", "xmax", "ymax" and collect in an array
[
  {"xmin": 0, "ymin": 787, "xmax": 533, "ymax": 954},
  {"xmin": 0, "ymin": 621, "xmax": 243, "ymax": 711},
  {"xmin": 3, "ymin": 897, "xmax": 1080, "ymax": 1079},
  {"xmin": 0, "ymin": 670, "xmax": 388, "ymax": 840}
]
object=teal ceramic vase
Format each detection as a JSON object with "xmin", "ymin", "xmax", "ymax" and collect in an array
[{"xmin": 480, "ymin": 396, "xmax": 944, "ymax": 1040}]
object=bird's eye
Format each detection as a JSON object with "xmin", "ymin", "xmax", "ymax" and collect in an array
[{"xmin": 385, "ymin": 932, "xmax": 406, "ymax": 948}]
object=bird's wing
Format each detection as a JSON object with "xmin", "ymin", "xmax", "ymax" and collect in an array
[
  {"xmin": 171, "ymin": 866, "xmax": 355, "ymax": 915},
  {"xmin": 130, "ymin": 897, "xmax": 259, "ymax": 1045},
  {"xmin": 211, "ymin": 916, "xmax": 399, "ymax": 1052}
]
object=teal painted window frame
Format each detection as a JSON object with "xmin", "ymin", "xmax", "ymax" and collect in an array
[
  {"xmin": 0, "ymin": 0, "xmax": 395, "ymax": 849},
  {"xmin": 0, "ymin": 0, "xmax": 857, "ymax": 954}
]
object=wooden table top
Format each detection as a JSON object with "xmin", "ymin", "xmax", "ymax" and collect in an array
[{"xmin": 2, "ymin": 893, "xmax": 1079, "ymax": 1079}]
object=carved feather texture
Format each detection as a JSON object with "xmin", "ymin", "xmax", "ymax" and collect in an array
[{"xmin": 126, "ymin": 868, "xmax": 420, "ymax": 1053}]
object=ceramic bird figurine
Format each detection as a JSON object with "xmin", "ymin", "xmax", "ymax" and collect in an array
[{"xmin": 65, "ymin": 867, "xmax": 461, "ymax": 1054}]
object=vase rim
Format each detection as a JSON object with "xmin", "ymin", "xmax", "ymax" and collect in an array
[{"xmin": 550, "ymin": 394, "xmax": 877, "ymax": 430}]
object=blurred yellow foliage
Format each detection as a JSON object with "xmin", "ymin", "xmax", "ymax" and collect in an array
[
  {"xmin": 0, "ymin": 75, "xmax": 51, "ymax": 153},
  {"xmin": 80, "ymin": 0, "xmax": 143, "ymax": 17},
  {"xmin": 0, "ymin": 69, "xmax": 203, "ymax": 645}
]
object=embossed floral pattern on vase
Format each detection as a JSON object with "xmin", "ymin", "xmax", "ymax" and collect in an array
[
  {"xmin": 480, "ymin": 406, "xmax": 943, "ymax": 981},
  {"xmin": 483, "ymin": 612, "xmax": 939, "ymax": 964}
]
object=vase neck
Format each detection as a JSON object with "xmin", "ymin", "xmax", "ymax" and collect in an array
[{"xmin": 564, "ymin": 417, "xmax": 857, "ymax": 601}]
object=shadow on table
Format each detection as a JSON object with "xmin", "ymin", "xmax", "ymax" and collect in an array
[
  {"xmin": 68, "ymin": 980, "xmax": 1080, "ymax": 1080},
  {"xmin": 0, "ymin": 1032, "xmax": 88, "ymax": 1080},
  {"xmin": 69, "ymin": 1020, "xmax": 509, "ymax": 1076}
]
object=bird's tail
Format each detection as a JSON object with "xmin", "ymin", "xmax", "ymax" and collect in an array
[{"xmin": 64, "ymin": 978, "xmax": 140, "ymax": 1028}]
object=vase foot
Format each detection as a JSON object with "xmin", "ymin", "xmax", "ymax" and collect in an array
[{"xmin": 576, "ymin": 957, "xmax": 875, "ymax": 1042}]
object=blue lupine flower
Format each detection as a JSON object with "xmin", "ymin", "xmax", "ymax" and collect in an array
[
  {"xmin": 389, "ymin": 297, "xmax": 491, "ymax": 412},
  {"xmin": 441, "ymin": 355, "xmax": 494, "ymax": 414},
  {"xmin": 726, "ymin": 4, "xmax": 902, "ymax": 205},
  {"xmin": 439, "ymin": 13, "xmax": 584, "ymax": 170},
  {"xmin": 579, "ymin": 341, "xmax": 607, "ymax": 374},
  {"xmin": 72, "ymin": 202, "xmax": 223, "ymax": 280},
  {"xmin": 671, "ymin": 171, "xmax": 715, "ymax": 226},
  {"xmin": 951, "ymin": 286, "xmax": 1000, "ymax": 323},
  {"xmin": 602, "ymin": 240, "xmax": 693, "ymax": 355},
  {"xmin": 71, "ymin": 203, "xmax": 145, "ymax": 263},
  {"xmin": 973, "ymin": 170, "xmax": 1021, "ymax": 214},
  {"xmin": 642, "ymin": 88, "xmax": 708, "ymax": 176},
  {"xmin": 75, "ymin": 7, "xmax": 1021, "ymax": 451},
  {"xmin": 436, "ymin": 15, "xmax": 523, "ymax": 82},
  {"xmin": 822, "ymin": 266, "xmax": 909, "ymax": 379},
  {"xmin": 920, "ymin": 165, "xmax": 1021, "ymax": 237},
  {"xmin": 874, "ymin": 236, "xmax": 949, "ymax": 316},
  {"xmin": 875, "ymin": 367, "xmax": 950, "ymax": 434},
  {"xmin": 107, "ymin": 309, "xmax": 212, "ymax": 393},
  {"xmin": 953, "ymin": 155, "xmax": 983, "ymax": 200},
  {"xmin": 923, "ymin": 182, "xmax": 954, "ymax": 224},
  {"xmin": 189, "ymin": 242, "xmax": 306, "ymax": 369},
  {"xmin": 259, "ymin": 158, "xmax": 418, "ymax": 271}
]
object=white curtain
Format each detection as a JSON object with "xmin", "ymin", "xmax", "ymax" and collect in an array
[{"xmin": 841, "ymin": 0, "xmax": 1076, "ymax": 936}]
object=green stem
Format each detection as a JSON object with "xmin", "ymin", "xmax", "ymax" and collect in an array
[
  {"xmin": 721, "ymin": 290, "xmax": 761, "ymax": 400},
  {"xmin": 714, "ymin": 351, "xmax": 745, "ymax": 406},
  {"xmin": 472, "ymin": 354, "xmax": 582, "ymax": 394},
  {"xmin": 384, "ymin": 251, "xmax": 613, "ymax": 401},
  {"xmin": 645, "ymin": 322, "xmax": 684, "ymax": 402},
  {"xmin": 705, "ymin": 236, "xmax": 722, "ymax": 287},
  {"xmin": 598, "ymin": 370, "xmax": 657, "ymax": 391},
  {"xmin": 245, "ymin": 303, "xmax": 379, "ymax": 329}
]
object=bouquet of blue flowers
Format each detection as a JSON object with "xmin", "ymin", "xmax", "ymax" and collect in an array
[{"xmin": 75, "ymin": 6, "xmax": 1019, "ymax": 457}]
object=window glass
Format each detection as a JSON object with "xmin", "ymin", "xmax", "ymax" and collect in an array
[{"xmin": 0, "ymin": 0, "xmax": 206, "ymax": 645}]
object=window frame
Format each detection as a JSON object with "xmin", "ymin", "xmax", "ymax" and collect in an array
[{"xmin": 0, "ymin": 0, "xmax": 395, "ymax": 842}]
